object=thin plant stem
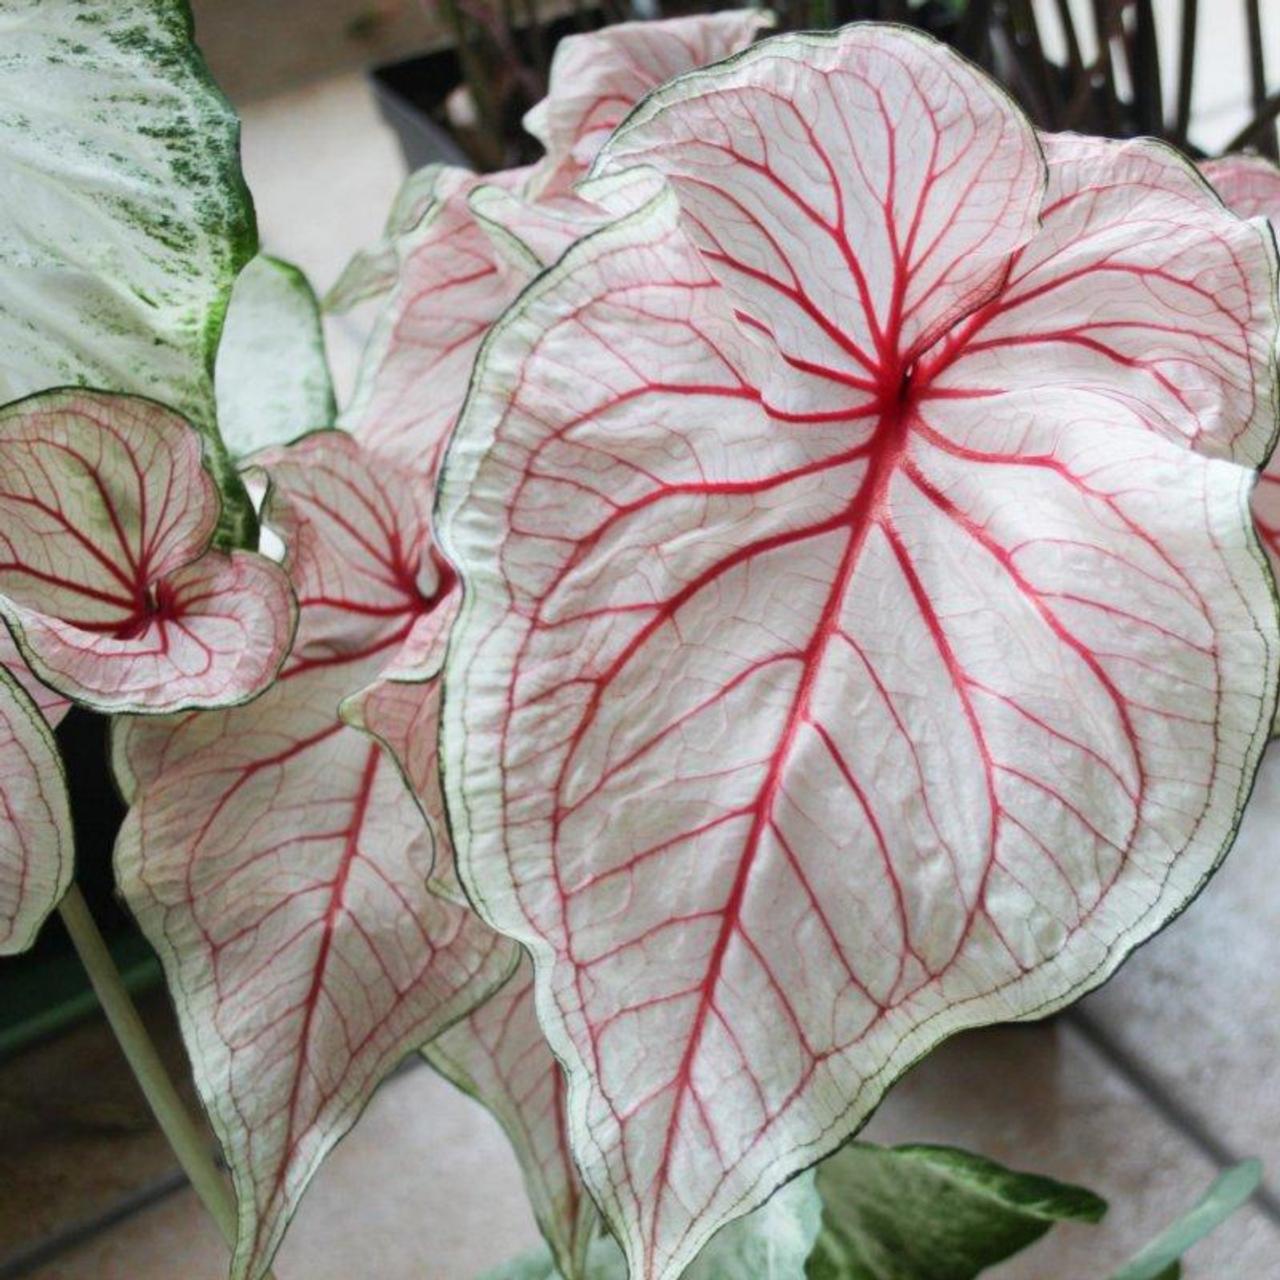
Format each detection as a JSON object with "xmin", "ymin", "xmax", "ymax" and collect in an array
[{"xmin": 58, "ymin": 885, "xmax": 263, "ymax": 1273}]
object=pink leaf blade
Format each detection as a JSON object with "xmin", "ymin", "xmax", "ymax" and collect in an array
[
  {"xmin": 0, "ymin": 390, "xmax": 296, "ymax": 712},
  {"xmin": 425, "ymin": 956, "xmax": 597, "ymax": 1280},
  {"xmin": 0, "ymin": 665, "xmax": 73, "ymax": 956},
  {"xmin": 438, "ymin": 62, "xmax": 1280, "ymax": 1280},
  {"xmin": 0, "ymin": 627, "xmax": 69, "ymax": 728}
]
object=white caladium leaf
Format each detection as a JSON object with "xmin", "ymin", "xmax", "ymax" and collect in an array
[
  {"xmin": 215, "ymin": 255, "xmax": 335, "ymax": 458},
  {"xmin": 0, "ymin": 666, "xmax": 72, "ymax": 955},
  {"xmin": 0, "ymin": 0, "xmax": 256, "ymax": 535},
  {"xmin": 114, "ymin": 428, "xmax": 513, "ymax": 1280},
  {"xmin": 336, "ymin": 13, "xmax": 766, "ymax": 472},
  {"xmin": 0, "ymin": 390, "xmax": 295, "ymax": 714},
  {"xmin": 0, "ymin": 629, "xmax": 68, "ymax": 729},
  {"xmin": 808, "ymin": 1143, "xmax": 1105, "ymax": 1279},
  {"xmin": 426, "ymin": 956, "xmax": 597, "ymax": 1278},
  {"xmin": 523, "ymin": 11, "xmax": 774, "ymax": 200},
  {"xmin": 1203, "ymin": 154, "xmax": 1280, "ymax": 726},
  {"xmin": 438, "ymin": 26, "xmax": 1280, "ymax": 1280}
]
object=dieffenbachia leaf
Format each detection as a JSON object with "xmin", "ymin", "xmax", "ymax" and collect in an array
[
  {"xmin": 113, "ymin": 430, "xmax": 516, "ymax": 1280},
  {"xmin": 0, "ymin": 390, "xmax": 295, "ymax": 713},
  {"xmin": 215, "ymin": 255, "xmax": 336, "ymax": 458},
  {"xmin": 426, "ymin": 956, "xmax": 598, "ymax": 1279},
  {"xmin": 437, "ymin": 26, "xmax": 1280, "ymax": 1280},
  {"xmin": 1109, "ymin": 1159, "xmax": 1262, "ymax": 1280},
  {"xmin": 806, "ymin": 1143, "xmax": 1105, "ymax": 1279},
  {"xmin": 335, "ymin": 13, "xmax": 768, "ymax": 472},
  {"xmin": 522, "ymin": 11, "xmax": 775, "ymax": 200},
  {"xmin": 1203, "ymin": 154, "xmax": 1280, "ymax": 727},
  {"xmin": 482, "ymin": 1170, "xmax": 820, "ymax": 1280},
  {"xmin": 0, "ymin": 0, "xmax": 256, "ymax": 536},
  {"xmin": 0, "ymin": 666, "xmax": 72, "ymax": 955}
]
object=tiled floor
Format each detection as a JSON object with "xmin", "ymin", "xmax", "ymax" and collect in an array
[{"xmin": 4, "ymin": 5, "xmax": 1280, "ymax": 1279}]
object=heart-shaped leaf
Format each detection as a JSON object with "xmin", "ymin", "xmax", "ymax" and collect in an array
[
  {"xmin": 0, "ymin": 390, "xmax": 295, "ymax": 713},
  {"xmin": 0, "ymin": 666, "xmax": 72, "ymax": 955},
  {"xmin": 114, "ymin": 431, "xmax": 516, "ymax": 1280},
  {"xmin": 215, "ymin": 255, "xmax": 335, "ymax": 459},
  {"xmin": 807, "ymin": 1143, "xmax": 1105, "ymax": 1279},
  {"xmin": 437, "ymin": 27, "xmax": 1280, "ymax": 1280},
  {"xmin": 0, "ymin": 0, "xmax": 256, "ymax": 535}
]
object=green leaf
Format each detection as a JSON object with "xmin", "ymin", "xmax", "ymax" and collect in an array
[
  {"xmin": 807, "ymin": 1143, "xmax": 1107, "ymax": 1280},
  {"xmin": 0, "ymin": 0, "xmax": 256, "ymax": 538},
  {"xmin": 215, "ymin": 255, "xmax": 335, "ymax": 457},
  {"xmin": 1109, "ymin": 1161, "xmax": 1261, "ymax": 1280},
  {"xmin": 480, "ymin": 1172, "xmax": 820, "ymax": 1280}
]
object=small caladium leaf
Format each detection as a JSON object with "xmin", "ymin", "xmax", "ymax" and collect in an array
[
  {"xmin": 0, "ymin": 666, "xmax": 73, "ymax": 955},
  {"xmin": 426, "ymin": 956, "xmax": 598, "ymax": 1278},
  {"xmin": 1109, "ymin": 1159, "xmax": 1262, "ymax": 1280},
  {"xmin": 0, "ymin": 0, "xmax": 257, "ymax": 537},
  {"xmin": 807, "ymin": 1143, "xmax": 1105, "ymax": 1279},
  {"xmin": 438, "ymin": 26, "xmax": 1280, "ymax": 1280},
  {"xmin": 523, "ymin": 11, "xmax": 774, "ymax": 200},
  {"xmin": 215, "ymin": 255, "xmax": 336, "ymax": 458},
  {"xmin": 114, "ymin": 428, "xmax": 513, "ymax": 1280},
  {"xmin": 481, "ymin": 1170, "xmax": 820, "ymax": 1280},
  {"xmin": 0, "ymin": 390, "xmax": 295, "ymax": 713}
]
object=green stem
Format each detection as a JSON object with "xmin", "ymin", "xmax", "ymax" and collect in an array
[{"xmin": 58, "ymin": 886, "xmax": 252, "ymax": 1266}]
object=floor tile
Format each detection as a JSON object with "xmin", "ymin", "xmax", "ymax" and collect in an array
[
  {"xmin": 1077, "ymin": 743, "xmax": 1280, "ymax": 1196},
  {"xmin": 28, "ymin": 1063, "xmax": 539, "ymax": 1280}
]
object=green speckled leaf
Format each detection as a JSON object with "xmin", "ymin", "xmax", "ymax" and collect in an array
[
  {"xmin": 807, "ymin": 1143, "xmax": 1106, "ymax": 1279},
  {"xmin": 216, "ymin": 255, "xmax": 335, "ymax": 457},
  {"xmin": 0, "ymin": 0, "xmax": 255, "ymax": 535}
]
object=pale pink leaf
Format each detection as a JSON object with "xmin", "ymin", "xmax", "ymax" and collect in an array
[
  {"xmin": 0, "ymin": 666, "xmax": 72, "ymax": 955},
  {"xmin": 114, "ymin": 430, "xmax": 515, "ymax": 1280},
  {"xmin": 1203, "ymin": 152, "xmax": 1280, "ymax": 729},
  {"xmin": 524, "ymin": 11, "xmax": 775, "ymax": 200},
  {"xmin": 437, "ymin": 28, "xmax": 1280, "ymax": 1280},
  {"xmin": 0, "ymin": 390, "xmax": 295, "ymax": 713},
  {"xmin": 425, "ymin": 955, "xmax": 597, "ymax": 1280},
  {"xmin": 0, "ymin": 628, "xmax": 69, "ymax": 729}
]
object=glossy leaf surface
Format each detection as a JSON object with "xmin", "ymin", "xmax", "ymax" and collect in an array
[
  {"xmin": 0, "ymin": 390, "xmax": 294, "ymax": 713},
  {"xmin": 114, "ymin": 431, "xmax": 515, "ymax": 1280},
  {"xmin": 439, "ymin": 27, "xmax": 1280, "ymax": 1280}
]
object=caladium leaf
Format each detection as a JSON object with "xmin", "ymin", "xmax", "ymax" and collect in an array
[
  {"xmin": 0, "ymin": 666, "xmax": 73, "ymax": 955},
  {"xmin": 0, "ymin": 390, "xmax": 295, "ymax": 713},
  {"xmin": 1203, "ymin": 155, "xmax": 1280, "ymax": 728},
  {"xmin": 0, "ymin": 629, "xmax": 68, "ymax": 729},
  {"xmin": 1109, "ymin": 1160, "xmax": 1261, "ymax": 1280},
  {"xmin": 523, "ymin": 11, "xmax": 775, "ymax": 200},
  {"xmin": 426, "ymin": 956, "xmax": 597, "ymax": 1279},
  {"xmin": 114, "ymin": 430, "xmax": 514, "ymax": 1280},
  {"xmin": 0, "ymin": 0, "xmax": 256, "ymax": 537},
  {"xmin": 438, "ymin": 26, "xmax": 1280, "ymax": 1280},
  {"xmin": 806, "ymin": 1143, "xmax": 1105, "ymax": 1279},
  {"xmin": 336, "ymin": 13, "xmax": 767, "ymax": 471},
  {"xmin": 215, "ymin": 255, "xmax": 336, "ymax": 458},
  {"xmin": 481, "ymin": 1170, "xmax": 820, "ymax": 1280}
]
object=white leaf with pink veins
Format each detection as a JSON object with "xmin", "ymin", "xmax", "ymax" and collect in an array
[
  {"xmin": 438, "ymin": 26, "xmax": 1280, "ymax": 1280},
  {"xmin": 114, "ymin": 431, "xmax": 516, "ymax": 1280},
  {"xmin": 0, "ymin": 390, "xmax": 295, "ymax": 714}
]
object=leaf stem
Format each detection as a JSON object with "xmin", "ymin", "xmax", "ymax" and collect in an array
[{"xmin": 57, "ymin": 885, "xmax": 250, "ymax": 1265}]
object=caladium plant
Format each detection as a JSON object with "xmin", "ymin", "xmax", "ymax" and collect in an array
[
  {"xmin": 436, "ymin": 22, "xmax": 1280, "ymax": 1280},
  {"xmin": 2, "ymin": 7, "xmax": 1278, "ymax": 1280}
]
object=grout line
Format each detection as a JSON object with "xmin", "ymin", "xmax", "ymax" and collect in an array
[
  {"xmin": 1067, "ymin": 1006, "xmax": 1280, "ymax": 1225},
  {"xmin": 0, "ymin": 1168, "xmax": 190, "ymax": 1280}
]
